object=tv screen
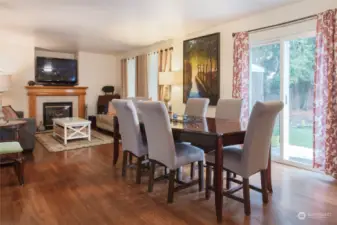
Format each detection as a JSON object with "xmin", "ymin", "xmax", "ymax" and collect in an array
[{"xmin": 35, "ymin": 57, "xmax": 78, "ymax": 85}]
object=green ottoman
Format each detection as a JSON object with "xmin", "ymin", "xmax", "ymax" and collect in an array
[{"xmin": 0, "ymin": 142, "xmax": 24, "ymax": 185}]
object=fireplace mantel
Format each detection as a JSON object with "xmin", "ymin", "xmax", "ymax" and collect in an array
[{"xmin": 25, "ymin": 86, "xmax": 88, "ymax": 118}]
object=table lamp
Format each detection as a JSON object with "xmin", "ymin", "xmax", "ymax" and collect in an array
[
  {"xmin": 158, "ymin": 71, "xmax": 182, "ymax": 108},
  {"xmin": 0, "ymin": 72, "xmax": 12, "ymax": 124}
]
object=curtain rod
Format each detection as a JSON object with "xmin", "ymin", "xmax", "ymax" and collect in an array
[{"xmin": 232, "ymin": 14, "xmax": 318, "ymax": 37}]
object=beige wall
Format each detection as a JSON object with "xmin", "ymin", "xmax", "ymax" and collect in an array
[
  {"xmin": 0, "ymin": 31, "xmax": 35, "ymax": 116},
  {"xmin": 118, "ymin": 0, "xmax": 337, "ymax": 116},
  {"xmin": 77, "ymin": 51, "xmax": 118, "ymax": 115}
]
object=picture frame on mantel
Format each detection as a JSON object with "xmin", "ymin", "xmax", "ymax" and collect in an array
[{"xmin": 183, "ymin": 32, "xmax": 220, "ymax": 106}]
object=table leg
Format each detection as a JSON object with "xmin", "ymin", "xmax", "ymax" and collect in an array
[
  {"xmin": 88, "ymin": 124, "xmax": 91, "ymax": 141},
  {"xmin": 214, "ymin": 135, "xmax": 223, "ymax": 223},
  {"xmin": 267, "ymin": 145, "xmax": 273, "ymax": 193},
  {"xmin": 113, "ymin": 116, "xmax": 119, "ymax": 166},
  {"xmin": 64, "ymin": 126, "xmax": 67, "ymax": 145}
]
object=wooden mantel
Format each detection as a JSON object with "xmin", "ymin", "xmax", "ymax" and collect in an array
[{"xmin": 25, "ymin": 86, "xmax": 88, "ymax": 118}]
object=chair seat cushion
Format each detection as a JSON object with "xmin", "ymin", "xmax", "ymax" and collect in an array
[
  {"xmin": 174, "ymin": 143, "xmax": 204, "ymax": 169},
  {"xmin": 206, "ymin": 145, "xmax": 243, "ymax": 175},
  {"xmin": 0, "ymin": 142, "xmax": 23, "ymax": 154}
]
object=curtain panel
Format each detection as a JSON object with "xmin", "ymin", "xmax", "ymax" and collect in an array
[
  {"xmin": 232, "ymin": 32, "xmax": 250, "ymax": 125},
  {"xmin": 313, "ymin": 9, "xmax": 337, "ymax": 178},
  {"xmin": 158, "ymin": 48, "xmax": 173, "ymax": 100},
  {"xmin": 136, "ymin": 54, "xmax": 148, "ymax": 97},
  {"xmin": 120, "ymin": 58, "xmax": 128, "ymax": 98}
]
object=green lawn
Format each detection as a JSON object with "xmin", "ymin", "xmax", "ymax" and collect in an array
[
  {"xmin": 289, "ymin": 127, "xmax": 313, "ymax": 148},
  {"xmin": 271, "ymin": 126, "xmax": 313, "ymax": 148}
]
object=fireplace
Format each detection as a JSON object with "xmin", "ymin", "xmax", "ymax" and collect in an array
[{"xmin": 43, "ymin": 102, "xmax": 73, "ymax": 130}]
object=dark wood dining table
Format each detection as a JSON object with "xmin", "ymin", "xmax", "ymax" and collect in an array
[{"xmin": 112, "ymin": 116, "xmax": 272, "ymax": 223}]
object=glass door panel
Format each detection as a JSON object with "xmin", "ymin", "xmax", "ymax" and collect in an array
[
  {"xmin": 283, "ymin": 36, "xmax": 315, "ymax": 165},
  {"xmin": 250, "ymin": 43, "xmax": 281, "ymax": 159}
]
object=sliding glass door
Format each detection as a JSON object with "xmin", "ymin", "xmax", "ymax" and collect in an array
[{"xmin": 249, "ymin": 32, "xmax": 316, "ymax": 167}]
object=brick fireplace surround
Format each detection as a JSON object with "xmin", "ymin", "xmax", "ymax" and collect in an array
[{"xmin": 25, "ymin": 86, "xmax": 88, "ymax": 119}]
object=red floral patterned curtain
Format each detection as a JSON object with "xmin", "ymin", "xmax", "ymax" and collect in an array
[
  {"xmin": 313, "ymin": 9, "xmax": 337, "ymax": 178},
  {"xmin": 232, "ymin": 32, "xmax": 249, "ymax": 125}
]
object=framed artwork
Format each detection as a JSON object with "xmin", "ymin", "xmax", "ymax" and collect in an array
[{"xmin": 183, "ymin": 32, "xmax": 220, "ymax": 105}]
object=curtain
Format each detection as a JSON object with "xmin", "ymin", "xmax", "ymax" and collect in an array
[
  {"xmin": 157, "ymin": 48, "xmax": 173, "ymax": 100},
  {"xmin": 147, "ymin": 53, "xmax": 159, "ymax": 100},
  {"xmin": 136, "ymin": 54, "xmax": 148, "ymax": 97},
  {"xmin": 232, "ymin": 32, "xmax": 250, "ymax": 125},
  {"xmin": 313, "ymin": 9, "xmax": 337, "ymax": 178},
  {"xmin": 127, "ymin": 58, "xmax": 136, "ymax": 97},
  {"xmin": 121, "ymin": 59, "xmax": 128, "ymax": 98}
]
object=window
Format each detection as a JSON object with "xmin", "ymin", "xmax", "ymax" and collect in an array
[
  {"xmin": 249, "ymin": 20, "xmax": 316, "ymax": 168},
  {"xmin": 147, "ymin": 53, "xmax": 158, "ymax": 100},
  {"xmin": 127, "ymin": 58, "xmax": 136, "ymax": 97}
]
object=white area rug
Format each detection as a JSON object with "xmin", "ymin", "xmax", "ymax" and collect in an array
[{"xmin": 36, "ymin": 130, "xmax": 113, "ymax": 152}]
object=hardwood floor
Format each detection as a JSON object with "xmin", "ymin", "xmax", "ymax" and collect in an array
[{"xmin": 1, "ymin": 142, "xmax": 337, "ymax": 225}]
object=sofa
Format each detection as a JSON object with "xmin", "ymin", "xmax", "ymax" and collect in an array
[{"xmin": 0, "ymin": 106, "xmax": 36, "ymax": 151}]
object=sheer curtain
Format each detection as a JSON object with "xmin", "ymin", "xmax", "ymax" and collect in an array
[
  {"xmin": 127, "ymin": 58, "xmax": 136, "ymax": 97},
  {"xmin": 313, "ymin": 9, "xmax": 337, "ymax": 178},
  {"xmin": 147, "ymin": 53, "xmax": 159, "ymax": 100}
]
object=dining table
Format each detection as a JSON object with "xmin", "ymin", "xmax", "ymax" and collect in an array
[{"xmin": 112, "ymin": 116, "xmax": 273, "ymax": 223}]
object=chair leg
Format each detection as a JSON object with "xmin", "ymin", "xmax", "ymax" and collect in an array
[
  {"xmin": 136, "ymin": 157, "xmax": 143, "ymax": 184},
  {"xmin": 205, "ymin": 164, "xmax": 211, "ymax": 200},
  {"xmin": 128, "ymin": 154, "xmax": 133, "ymax": 165},
  {"xmin": 17, "ymin": 160, "xmax": 24, "ymax": 185},
  {"xmin": 148, "ymin": 161, "xmax": 155, "ymax": 192},
  {"xmin": 176, "ymin": 167, "xmax": 181, "ymax": 181},
  {"xmin": 260, "ymin": 169, "xmax": 269, "ymax": 203},
  {"xmin": 243, "ymin": 178, "xmax": 251, "ymax": 216},
  {"xmin": 226, "ymin": 170, "xmax": 231, "ymax": 189},
  {"xmin": 190, "ymin": 162, "xmax": 195, "ymax": 180},
  {"xmin": 122, "ymin": 151, "xmax": 128, "ymax": 177},
  {"xmin": 198, "ymin": 161, "xmax": 204, "ymax": 191},
  {"xmin": 168, "ymin": 170, "xmax": 176, "ymax": 203}
]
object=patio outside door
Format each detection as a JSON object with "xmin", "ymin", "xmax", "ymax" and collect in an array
[{"xmin": 249, "ymin": 32, "xmax": 316, "ymax": 168}]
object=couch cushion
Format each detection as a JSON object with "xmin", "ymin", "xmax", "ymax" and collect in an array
[
  {"xmin": 0, "ymin": 142, "xmax": 23, "ymax": 154},
  {"xmin": 2, "ymin": 106, "xmax": 18, "ymax": 120}
]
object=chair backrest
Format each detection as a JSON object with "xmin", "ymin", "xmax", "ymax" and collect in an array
[
  {"xmin": 111, "ymin": 99, "xmax": 147, "ymax": 157},
  {"xmin": 137, "ymin": 101, "xmax": 176, "ymax": 169},
  {"xmin": 215, "ymin": 99, "xmax": 242, "ymax": 120},
  {"xmin": 184, "ymin": 98, "xmax": 210, "ymax": 117},
  {"xmin": 241, "ymin": 101, "xmax": 283, "ymax": 176}
]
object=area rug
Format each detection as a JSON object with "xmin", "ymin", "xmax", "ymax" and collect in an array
[{"xmin": 36, "ymin": 130, "xmax": 113, "ymax": 152}]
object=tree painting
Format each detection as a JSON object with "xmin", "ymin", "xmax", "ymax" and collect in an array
[{"xmin": 183, "ymin": 33, "xmax": 220, "ymax": 105}]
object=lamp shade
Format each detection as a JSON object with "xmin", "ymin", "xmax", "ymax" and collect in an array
[
  {"xmin": 0, "ymin": 74, "xmax": 12, "ymax": 92},
  {"xmin": 158, "ymin": 71, "xmax": 182, "ymax": 85}
]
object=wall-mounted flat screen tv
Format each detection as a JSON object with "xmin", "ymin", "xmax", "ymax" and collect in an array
[{"xmin": 35, "ymin": 57, "xmax": 78, "ymax": 86}]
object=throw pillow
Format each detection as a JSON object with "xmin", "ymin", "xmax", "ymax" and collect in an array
[{"xmin": 2, "ymin": 106, "xmax": 19, "ymax": 120}]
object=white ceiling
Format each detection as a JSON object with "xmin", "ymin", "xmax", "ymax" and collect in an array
[{"xmin": 0, "ymin": 0, "xmax": 303, "ymax": 53}]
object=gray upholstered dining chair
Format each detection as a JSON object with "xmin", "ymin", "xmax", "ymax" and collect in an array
[
  {"xmin": 137, "ymin": 101, "xmax": 205, "ymax": 203},
  {"xmin": 111, "ymin": 99, "xmax": 148, "ymax": 184},
  {"xmin": 205, "ymin": 101, "xmax": 284, "ymax": 216},
  {"xmin": 185, "ymin": 98, "xmax": 210, "ymax": 117},
  {"xmin": 215, "ymin": 99, "xmax": 242, "ymax": 120}
]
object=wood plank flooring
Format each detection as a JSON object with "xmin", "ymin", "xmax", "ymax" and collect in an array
[{"xmin": 1, "ymin": 142, "xmax": 337, "ymax": 225}]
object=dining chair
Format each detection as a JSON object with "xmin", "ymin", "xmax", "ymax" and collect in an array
[
  {"xmin": 184, "ymin": 98, "xmax": 210, "ymax": 117},
  {"xmin": 205, "ymin": 101, "xmax": 284, "ymax": 216},
  {"xmin": 215, "ymin": 98, "xmax": 242, "ymax": 181},
  {"xmin": 215, "ymin": 99, "xmax": 242, "ymax": 120},
  {"xmin": 137, "ymin": 101, "xmax": 205, "ymax": 203},
  {"xmin": 111, "ymin": 99, "xmax": 148, "ymax": 184}
]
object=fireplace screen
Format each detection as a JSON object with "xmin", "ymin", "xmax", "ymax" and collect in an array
[{"xmin": 43, "ymin": 102, "xmax": 73, "ymax": 130}]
